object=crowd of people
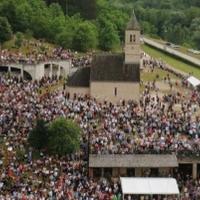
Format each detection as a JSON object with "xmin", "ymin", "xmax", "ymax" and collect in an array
[
  {"xmin": 0, "ymin": 76, "xmax": 123, "ymax": 199},
  {"xmin": 90, "ymin": 56, "xmax": 200, "ymax": 156},
  {"xmin": 0, "ymin": 74, "xmax": 199, "ymax": 199},
  {"xmin": 0, "ymin": 41, "xmax": 92, "ymax": 68},
  {"xmin": 0, "ymin": 52, "xmax": 200, "ymax": 199}
]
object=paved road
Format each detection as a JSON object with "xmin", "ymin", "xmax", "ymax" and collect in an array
[{"xmin": 143, "ymin": 37, "xmax": 200, "ymax": 67}]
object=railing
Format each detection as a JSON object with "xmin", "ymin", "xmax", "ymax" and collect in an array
[{"xmin": 0, "ymin": 58, "xmax": 70, "ymax": 66}]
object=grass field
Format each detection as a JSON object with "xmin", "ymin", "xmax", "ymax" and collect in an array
[
  {"xmin": 142, "ymin": 44, "xmax": 200, "ymax": 79},
  {"xmin": 141, "ymin": 68, "xmax": 178, "ymax": 82}
]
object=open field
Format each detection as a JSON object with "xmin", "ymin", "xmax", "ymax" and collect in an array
[{"xmin": 141, "ymin": 68, "xmax": 178, "ymax": 82}]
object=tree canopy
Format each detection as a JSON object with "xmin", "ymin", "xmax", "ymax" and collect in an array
[
  {"xmin": 0, "ymin": 0, "xmax": 199, "ymax": 49},
  {"xmin": 72, "ymin": 21, "xmax": 98, "ymax": 52},
  {"xmin": 0, "ymin": 16, "xmax": 12, "ymax": 44},
  {"xmin": 48, "ymin": 118, "xmax": 81, "ymax": 156},
  {"xmin": 28, "ymin": 119, "xmax": 49, "ymax": 150},
  {"xmin": 132, "ymin": 0, "xmax": 200, "ymax": 48},
  {"xmin": 28, "ymin": 117, "xmax": 81, "ymax": 156}
]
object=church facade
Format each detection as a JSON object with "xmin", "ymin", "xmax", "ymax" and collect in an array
[{"xmin": 66, "ymin": 12, "xmax": 141, "ymax": 102}]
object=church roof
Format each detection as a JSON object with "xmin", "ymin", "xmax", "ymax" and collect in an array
[
  {"xmin": 67, "ymin": 67, "xmax": 90, "ymax": 87},
  {"xmin": 90, "ymin": 53, "xmax": 140, "ymax": 82},
  {"xmin": 126, "ymin": 10, "xmax": 140, "ymax": 31},
  {"xmin": 89, "ymin": 154, "xmax": 178, "ymax": 168}
]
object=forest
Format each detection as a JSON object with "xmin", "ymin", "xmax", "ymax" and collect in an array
[{"xmin": 0, "ymin": 0, "xmax": 199, "ymax": 52}]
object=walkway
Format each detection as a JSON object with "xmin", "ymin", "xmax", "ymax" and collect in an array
[{"xmin": 0, "ymin": 59, "xmax": 72, "ymax": 80}]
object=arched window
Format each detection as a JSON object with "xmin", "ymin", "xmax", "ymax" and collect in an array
[
  {"xmin": 114, "ymin": 87, "xmax": 117, "ymax": 96},
  {"xmin": 130, "ymin": 34, "xmax": 133, "ymax": 42},
  {"xmin": 133, "ymin": 34, "xmax": 136, "ymax": 42}
]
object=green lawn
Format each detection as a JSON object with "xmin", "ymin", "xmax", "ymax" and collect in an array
[
  {"xmin": 142, "ymin": 44, "xmax": 200, "ymax": 79},
  {"xmin": 141, "ymin": 68, "xmax": 178, "ymax": 82}
]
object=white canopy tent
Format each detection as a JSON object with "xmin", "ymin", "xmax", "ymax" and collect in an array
[
  {"xmin": 187, "ymin": 76, "xmax": 200, "ymax": 87},
  {"xmin": 120, "ymin": 177, "xmax": 179, "ymax": 199}
]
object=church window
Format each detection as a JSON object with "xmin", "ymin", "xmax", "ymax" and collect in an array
[
  {"xmin": 133, "ymin": 34, "xmax": 136, "ymax": 42},
  {"xmin": 114, "ymin": 87, "xmax": 117, "ymax": 96},
  {"xmin": 130, "ymin": 34, "xmax": 133, "ymax": 42}
]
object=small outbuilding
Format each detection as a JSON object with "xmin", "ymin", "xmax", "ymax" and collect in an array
[
  {"xmin": 89, "ymin": 154, "xmax": 178, "ymax": 178},
  {"xmin": 187, "ymin": 76, "xmax": 200, "ymax": 88},
  {"xmin": 120, "ymin": 177, "xmax": 180, "ymax": 199}
]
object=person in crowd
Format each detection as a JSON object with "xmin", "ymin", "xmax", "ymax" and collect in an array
[{"xmin": 0, "ymin": 52, "xmax": 200, "ymax": 199}]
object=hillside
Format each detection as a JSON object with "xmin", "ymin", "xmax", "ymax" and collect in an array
[
  {"xmin": 133, "ymin": 0, "xmax": 200, "ymax": 49},
  {"xmin": 0, "ymin": 0, "xmax": 199, "ymax": 52}
]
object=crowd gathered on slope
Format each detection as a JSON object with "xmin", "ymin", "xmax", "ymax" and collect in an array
[
  {"xmin": 0, "ymin": 41, "xmax": 92, "ymax": 68},
  {"xmin": 0, "ymin": 53, "xmax": 200, "ymax": 199}
]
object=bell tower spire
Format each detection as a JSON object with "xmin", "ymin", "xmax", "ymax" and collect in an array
[{"xmin": 125, "ymin": 10, "xmax": 141, "ymax": 64}]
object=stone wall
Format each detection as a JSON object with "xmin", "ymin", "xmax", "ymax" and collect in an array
[
  {"xmin": 90, "ymin": 81, "xmax": 140, "ymax": 102},
  {"xmin": 66, "ymin": 86, "xmax": 90, "ymax": 97}
]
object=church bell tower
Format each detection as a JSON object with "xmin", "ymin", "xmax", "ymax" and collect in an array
[{"xmin": 125, "ymin": 11, "xmax": 141, "ymax": 64}]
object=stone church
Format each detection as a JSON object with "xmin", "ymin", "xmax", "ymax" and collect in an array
[{"xmin": 67, "ymin": 11, "xmax": 141, "ymax": 102}]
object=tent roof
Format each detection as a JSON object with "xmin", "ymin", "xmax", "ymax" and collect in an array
[
  {"xmin": 187, "ymin": 76, "xmax": 200, "ymax": 87},
  {"xmin": 120, "ymin": 177, "xmax": 180, "ymax": 195},
  {"xmin": 89, "ymin": 154, "xmax": 178, "ymax": 168}
]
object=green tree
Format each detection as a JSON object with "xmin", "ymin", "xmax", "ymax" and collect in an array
[
  {"xmin": 48, "ymin": 118, "xmax": 81, "ymax": 156},
  {"xmin": 15, "ymin": 32, "xmax": 23, "ymax": 48},
  {"xmin": 28, "ymin": 119, "xmax": 49, "ymax": 150},
  {"xmin": 164, "ymin": 23, "xmax": 187, "ymax": 45},
  {"xmin": 78, "ymin": 0, "xmax": 97, "ymax": 19},
  {"xmin": 0, "ymin": 0, "xmax": 18, "ymax": 31},
  {"xmin": 15, "ymin": 2, "xmax": 32, "ymax": 32},
  {"xmin": 0, "ymin": 0, "xmax": 200, "ymax": 50},
  {"xmin": 141, "ymin": 21, "xmax": 157, "ymax": 35},
  {"xmin": 0, "ymin": 17, "xmax": 12, "ymax": 44},
  {"xmin": 56, "ymin": 28, "xmax": 74, "ymax": 49},
  {"xmin": 98, "ymin": 20, "xmax": 120, "ymax": 51},
  {"xmin": 191, "ymin": 18, "xmax": 200, "ymax": 32},
  {"xmin": 31, "ymin": 15, "xmax": 50, "ymax": 39},
  {"xmin": 192, "ymin": 31, "xmax": 200, "ymax": 50},
  {"xmin": 47, "ymin": 3, "xmax": 65, "ymax": 41},
  {"xmin": 72, "ymin": 21, "xmax": 98, "ymax": 52},
  {"xmin": 28, "ymin": 0, "xmax": 51, "ymax": 39},
  {"xmin": 48, "ymin": 16, "xmax": 65, "ymax": 42},
  {"xmin": 98, "ymin": 8, "xmax": 129, "ymax": 41}
]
